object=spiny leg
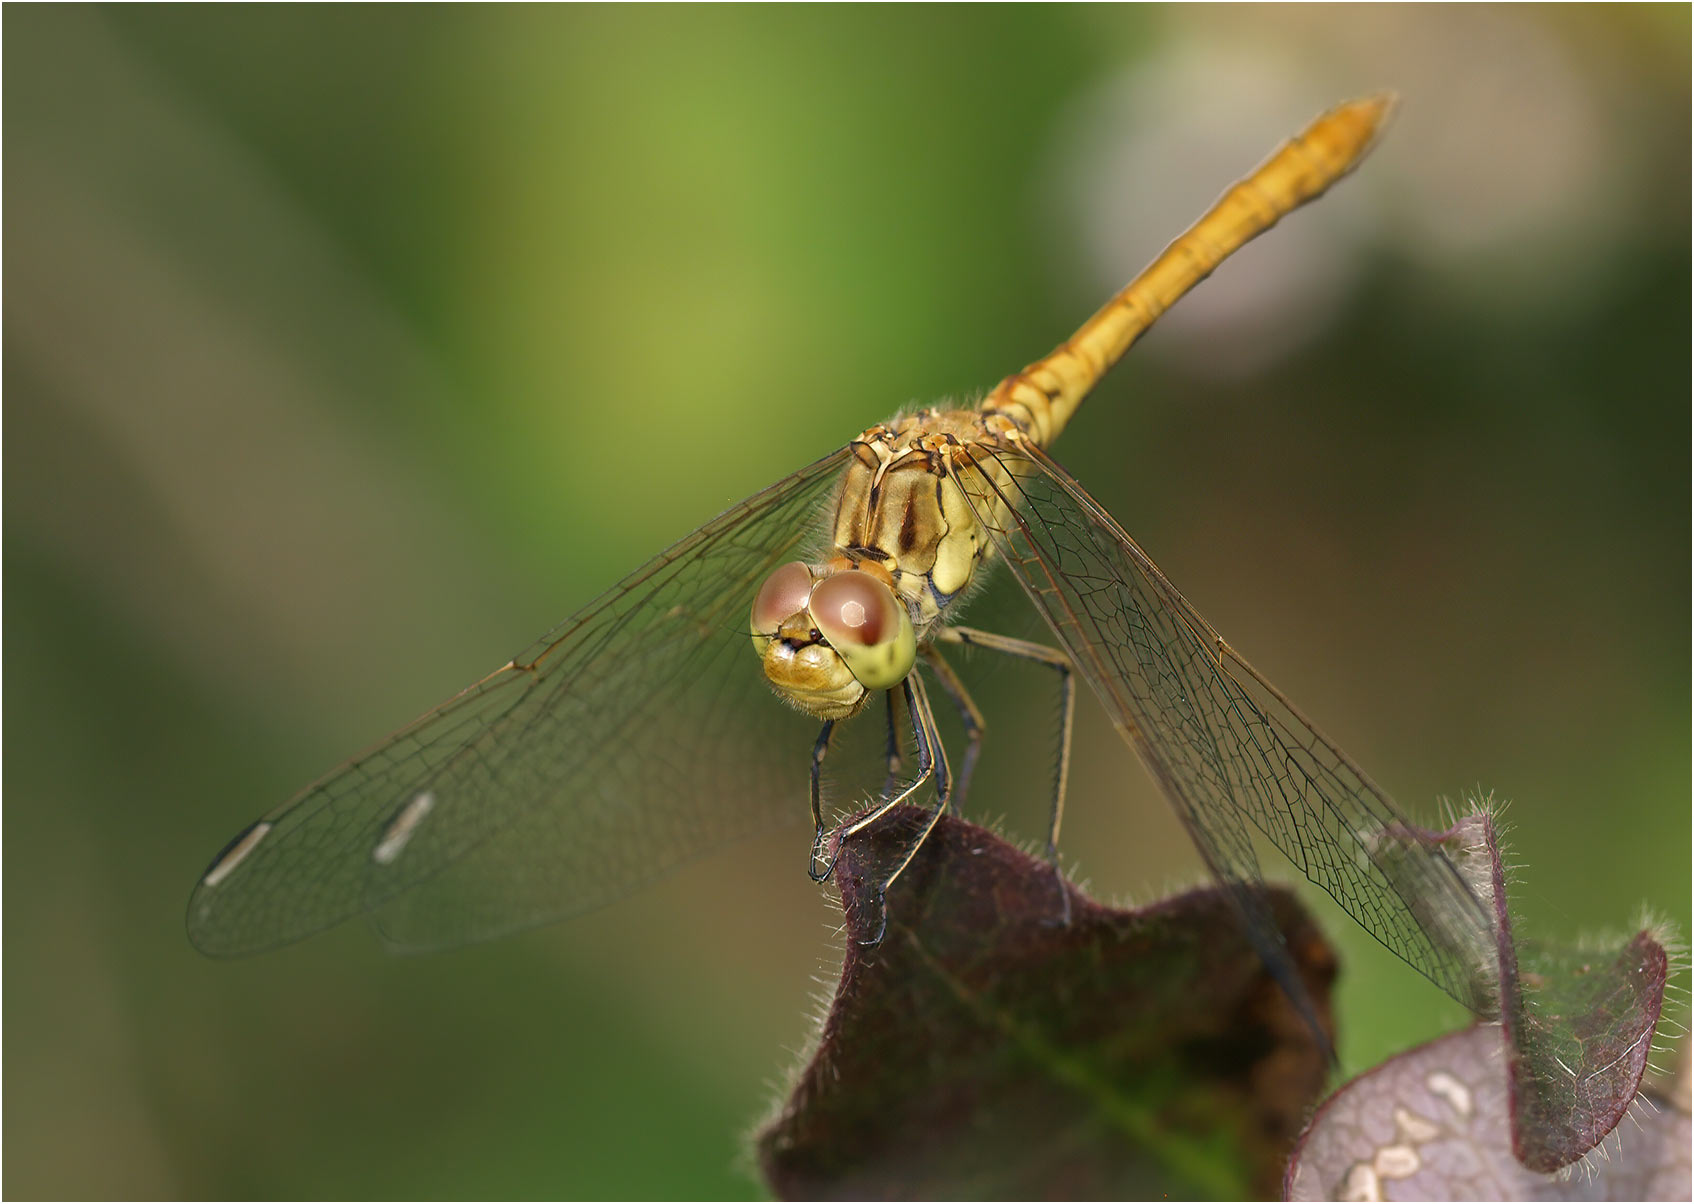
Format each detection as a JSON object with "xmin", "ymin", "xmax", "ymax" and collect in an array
[
  {"xmin": 881, "ymin": 686, "xmax": 904, "ymax": 799},
  {"xmin": 934, "ymin": 625, "xmax": 1075, "ymax": 923},
  {"xmin": 812, "ymin": 679, "xmax": 930, "ymax": 886},
  {"xmin": 921, "ymin": 645, "xmax": 985, "ymax": 815},
  {"xmin": 807, "ymin": 719, "xmax": 837, "ymax": 881},
  {"xmin": 839, "ymin": 671, "xmax": 952, "ymax": 945}
]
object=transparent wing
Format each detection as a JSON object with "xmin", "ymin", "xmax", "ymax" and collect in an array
[
  {"xmin": 955, "ymin": 438, "xmax": 1496, "ymax": 1013},
  {"xmin": 188, "ymin": 448, "xmax": 853, "ymax": 956}
]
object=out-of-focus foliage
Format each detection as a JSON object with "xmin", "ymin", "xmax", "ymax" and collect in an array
[{"xmin": 4, "ymin": 6, "xmax": 1686, "ymax": 1197}]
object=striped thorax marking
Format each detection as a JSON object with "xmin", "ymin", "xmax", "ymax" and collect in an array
[{"xmin": 830, "ymin": 409, "xmax": 1029, "ymax": 633}]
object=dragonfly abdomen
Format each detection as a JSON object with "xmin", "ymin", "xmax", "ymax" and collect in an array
[{"xmin": 978, "ymin": 93, "xmax": 1395, "ymax": 452}]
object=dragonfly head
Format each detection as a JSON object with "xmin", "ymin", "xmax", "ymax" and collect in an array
[{"xmin": 750, "ymin": 560, "xmax": 917, "ymax": 720}]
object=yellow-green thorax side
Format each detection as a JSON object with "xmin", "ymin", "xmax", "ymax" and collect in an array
[{"xmin": 827, "ymin": 407, "xmax": 1027, "ymax": 636}]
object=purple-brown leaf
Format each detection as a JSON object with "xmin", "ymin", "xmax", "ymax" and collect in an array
[
  {"xmin": 756, "ymin": 806, "xmax": 1337, "ymax": 1200},
  {"xmin": 1285, "ymin": 1024, "xmax": 1690, "ymax": 1201},
  {"xmin": 1288, "ymin": 807, "xmax": 1674, "ymax": 1195},
  {"xmin": 1415, "ymin": 812, "xmax": 1670, "ymax": 1173}
]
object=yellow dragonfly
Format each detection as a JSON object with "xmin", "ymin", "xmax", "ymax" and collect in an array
[{"xmin": 189, "ymin": 96, "xmax": 1493, "ymax": 1017}]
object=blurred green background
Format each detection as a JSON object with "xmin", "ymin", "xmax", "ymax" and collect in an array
[{"xmin": 5, "ymin": 5, "xmax": 1688, "ymax": 1198}]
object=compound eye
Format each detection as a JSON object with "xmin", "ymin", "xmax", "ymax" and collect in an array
[
  {"xmin": 809, "ymin": 571, "xmax": 916, "ymax": 690},
  {"xmin": 810, "ymin": 572, "xmax": 897, "ymax": 647},
  {"xmin": 751, "ymin": 561, "xmax": 815, "ymax": 636}
]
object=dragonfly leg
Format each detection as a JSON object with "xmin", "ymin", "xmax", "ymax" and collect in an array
[
  {"xmin": 839, "ymin": 671, "xmax": 952, "ymax": 945},
  {"xmin": 934, "ymin": 625, "xmax": 1075, "ymax": 925},
  {"xmin": 808, "ymin": 719, "xmax": 837, "ymax": 882},
  {"xmin": 920, "ymin": 644, "xmax": 984, "ymax": 815},
  {"xmin": 880, "ymin": 686, "xmax": 904, "ymax": 799},
  {"xmin": 812, "ymin": 685, "xmax": 908, "ymax": 884}
]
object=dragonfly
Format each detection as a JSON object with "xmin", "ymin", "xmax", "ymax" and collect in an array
[{"xmin": 189, "ymin": 96, "xmax": 1494, "ymax": 1019}]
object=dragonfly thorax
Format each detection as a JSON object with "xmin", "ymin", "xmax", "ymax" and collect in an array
[{"xmin": 829, "ymin": 409, "xmax": 1004, "ymax": 631}]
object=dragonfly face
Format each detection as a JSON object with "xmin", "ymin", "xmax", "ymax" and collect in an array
[{"xmin": 750, "ymin": 559, "xmax": 916, "ymax": 720}]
